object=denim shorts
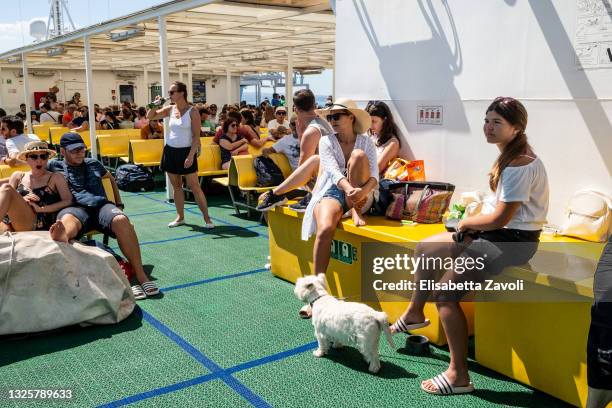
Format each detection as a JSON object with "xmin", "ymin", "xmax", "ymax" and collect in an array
[{"xmin": 321, "ymin": 184, "xmax": 349, "ymax": 213}]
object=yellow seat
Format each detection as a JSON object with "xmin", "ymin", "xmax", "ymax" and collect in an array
[
  {"xmin": 129, "ymin": 139, "xmax": 163, "ymax": 167},
  {"xmin": 48, "ymin": 127, "xmax": 70, "ymax": 145},
  {"xmin": 33, "ymin": 124, "xmax": 55, "ymax": 143},
  {"xmin": 197, "ymin": 144, "xmax": 227, "ymax": 178},
  {"xmin": 97, "ymin": 128, "xmax": 142, "ymax": 140},
  {"xmin": 0, "ymin": 164, "xmax": 30, "ymax": 179},
  {"xmin": 200, "ymin": 136, "xmax": 214, "ymax": 145},
  {"xmin": 97, "ymin": 134, "xmax": 130, "ymax": 168},
  {"xmin": 85, "ymin": 174, "xmax": 117, "ymax": 244},
  {"xmin": 247, "ymin": 141, "xmax": 274, "ymax": 157}
]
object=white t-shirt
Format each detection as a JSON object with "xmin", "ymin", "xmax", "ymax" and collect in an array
[
  {"xmin": 40, "ymin": 111, "xmax": 59, "ymax": 123},
  {"xmin": 495, "ymin": 157, "xmax": 549, "ymax": 231},
  {"xmin": 6, "ymin": 134, "xmax": 40, "ymax": 157},
  {"xmin": 267, "ymin": 119, "xmax": 290, "ymax": 130},
  {"xmin": 273, "ymin": 134, "xmax": 300, "ymax": 171}
]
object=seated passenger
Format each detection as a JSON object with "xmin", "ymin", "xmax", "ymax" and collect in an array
[
  {"xmin": 261, "ymin": 115, "xmax": 300, "ymax": 172},
  {"xmin": 119, "ymin": 108, "xmax": 135, "ymax": 129},
  {"xmin": 219, "ymin": 118, "xmax": 249, "ymax": 169},
  {"xmin": 48, "ymin": 133, "xmax": 159, "ymax": 300},
  {"xmin": 140, "ymin": 119, "xmax": 163, "ymax": 140},
  {"xmin": 391, "ymin": 97, "xmax": 549, "ymax": 396},
  {"xmin": 1, "ymin": 116, "xmax": 40, "ymax": 167},
  {"xmin": 213, "ymin": 111, "xmax": 269, "ymax": 148},
  {"xmin": 62, "ymin": 104, "xmax": 77, "ymax": 127},
  {"xmin": 69, "ymin": 106, "xmax": 91, "ymax": 132},
  {"xmin": 134, "ymin": 107, "xmax": 149, "ymax": 129},
  {"xmin": 0, "ymin": 141, "xmax": 72, "ymax": 232},
  {"xmin": 267, "ymin": 106, "xmax": 291, "ymax": 140},
  {"xmin": 365, "ymin": 100, "xmax": 401, "ymax": 176}
]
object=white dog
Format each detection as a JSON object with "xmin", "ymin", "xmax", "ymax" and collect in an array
[{"xmin": 294, "ymin": 274, "xmax": 396, "ymax": 373}]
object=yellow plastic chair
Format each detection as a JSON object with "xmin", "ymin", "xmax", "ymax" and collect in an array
[
  {"xmin": 97, "ymin": 134, "xmax": 129, "ymax": 168},
  {"xmin": 129, "ymin": 139, "xmax": 164, "ymax": 167}
]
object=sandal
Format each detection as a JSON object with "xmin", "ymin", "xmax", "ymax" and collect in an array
[
  {"xmin": 390, "ymin": 318, "xmax": 430, "ymax": 334},
  {"xmin": 131, "ymin": 285, "xmax": 146, "ymax": 300},
  {"xmin": 421, "ymin": 373, "xmax": 474, "ymax": 395},
  {"xmin": 142, "ymin": 281, "xmax": 160, "ymax": 297},
  {"xmin": 298, "ymin": 304, "xmax": 312, "ymax": 319}
]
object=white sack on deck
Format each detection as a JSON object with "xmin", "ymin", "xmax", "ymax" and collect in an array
[{"xmin": 0, "ymin": 231, "xmax": 135, "ymax": 335}]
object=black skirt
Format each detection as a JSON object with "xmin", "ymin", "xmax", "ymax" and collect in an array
[{"xmin": 161, "ymin": 145, "xmax": 198, "ymax": 175}]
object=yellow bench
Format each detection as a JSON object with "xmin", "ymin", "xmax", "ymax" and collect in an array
[
  {"xmin": 129, "ymin": 139, "xmax": 163, "ymax": 167},
  {"xmin": 197, "ymin": 144, "xmax": 227, "ymax": 178},
  {"xmin": 96, "ymin": 128, "xmax": 142, "ymax": 139},
  {"xmin": 267, "ymin": 206, "xmax": 604, "ymax": 407},
  {"xmin": 48, "ymin": 127, "xmax": 70, "ymax": 145},
  {"xmin": 201, "ymin": 137, "xmax": 214, "ymax": 145},
  {"xmin": 97, "ymin": 134, "xmax": 129, "ymax": 168},
  {"xmin": 33, "ymin": 124, "xmax": 56, "ymax": 143},
  {"xmin": 0, "ymin": 164, "xmax": 30, "ymax": 179},
  {"xmin": 218, "ymin": 154, "xmax": 292, "ymax": 217},
  {"xmin": 247, "ymin": 141, "xmax": 275, "ymax": 157}
]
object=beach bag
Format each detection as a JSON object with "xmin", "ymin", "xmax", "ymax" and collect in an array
[
  {"xmin": 559, "ymin": 190, "xmax": 611, "ymax": 242},
  {"xmin": 115, "ymin": 164, "xmax": 154, "ymax": 192},
  {"xmin": 0, "ymin": 232, "xmax": 135, "ymax": 335},
  {"xmin": 383, "ymin": 159, "xmax": 426, "ymax": 182},
  {"xmin": 254, "ymin": 156, "xmax": 284, "ymax": 187},
  {"xmin": 385, "ymin": 181, "xmax": 455, "ymax": 223}
]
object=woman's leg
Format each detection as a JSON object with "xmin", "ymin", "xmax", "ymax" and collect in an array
[
  {"xmin": 313, "ymin": 198, "xmax": 344, "ymax": 274},
  {"xmin": 184, "ymin": 172, "xmax": 212, "ymax": 224},
  {"xmin": 0, "ymin": 184, "xmax": 36, "ymax": 231},
  {"xmin": 422, "ymin": 266, "xmax": 480, "ymax": 391},
  {"xmin": 273, "ymin": 155, "xmax": 319, "ymax": 196},
  {"xmin": 167, "ymin": 173, "xmax": 185, "ymax": 222},
  {"xmin": 346, "ymin": 149, "xmax": 371, "ymax": 226},
  {"xmin": 391, "ymin": 232, "xmax": 466, "ymax": 332}
]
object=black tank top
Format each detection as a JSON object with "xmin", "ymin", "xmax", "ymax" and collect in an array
[{"xmin": 16, "ymin": 174, "xmax": 62, "ymax": 230}]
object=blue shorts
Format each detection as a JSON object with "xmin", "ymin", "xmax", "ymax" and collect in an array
[{"xmin": 321, "ymin": 184, "xmax": 349, "ymax": 213}]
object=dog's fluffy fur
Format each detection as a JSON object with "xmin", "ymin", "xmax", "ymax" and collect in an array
[{"xmin": 294, "ymin": 274, "xmax": 395, "ymax": 373}]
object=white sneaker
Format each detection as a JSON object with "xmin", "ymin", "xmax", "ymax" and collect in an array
[
  {"xmin": 168, "ymin": 220, "xmax": 185, "ymax": 228},
  {"xmin": 203, "ymin": 222, "xmax": 215, "ymax": 229}
]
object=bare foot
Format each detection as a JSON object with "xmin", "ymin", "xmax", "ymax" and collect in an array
[
  {"xmin": 351, "ymin": 208, "xmax": 366, "ymax": 227},
  {"xmin": 49, "ymin": 220, "xmax": 69, "ymax": 243}
]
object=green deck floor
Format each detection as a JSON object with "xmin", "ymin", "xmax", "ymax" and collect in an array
[{"xmin": 0, "ymin": 190, "xmax": 572, "ymax": 407}]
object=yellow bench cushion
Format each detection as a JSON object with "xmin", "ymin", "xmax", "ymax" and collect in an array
[
  {"xmin": 97, "ymin": 134, "xmax": 130, "ymax": 158},
  {"xmin": 129, "ymin": 139, "xmax": 163, "ymax": 166}
]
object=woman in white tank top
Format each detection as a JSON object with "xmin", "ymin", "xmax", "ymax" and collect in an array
[{"xmin": 146, "ymin": 81, "xmax": 214, "ymax": 228}]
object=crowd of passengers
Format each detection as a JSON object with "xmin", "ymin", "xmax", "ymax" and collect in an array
[{"xmin": 0, "ymin": 84, "xmax": 549, "ymax": 396}]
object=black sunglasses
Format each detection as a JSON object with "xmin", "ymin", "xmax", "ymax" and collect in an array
[
  {"xmin": 326, "ymin": 112, "xmax": 349, "ymax": 122},
  {"xmin": 276, "ymin": 111, "xmax": 286, "ymax": 116},
  {"xmin": 27, "ymin": 153, "xmax": 49, "ymax": 160}
]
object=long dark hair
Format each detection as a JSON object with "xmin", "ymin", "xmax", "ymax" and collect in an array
[
  {"xmin": 172, "ymin": 81, "xmax": 188, "ymax": 100},
  {"xmin": 240, "ymin": 109, "xmax": 257, "ymax": 131},
  {"xmin": 223, "ymin": 117, "xmax": 240, "ymax": 134},
  {"xmin": 365, "ymin": 101, "xmax": 400, "ymax": 148},
  {"xmin": 486, "ymin": 97, "xmax": 530, "ymax": 192}
]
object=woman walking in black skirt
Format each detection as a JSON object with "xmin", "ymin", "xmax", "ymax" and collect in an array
[{"xmin": 147, "ymin": 81, "xmax": 214, "ymax": 228}]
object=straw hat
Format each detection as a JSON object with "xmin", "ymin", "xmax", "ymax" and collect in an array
[
  {"xmin": 16, "ymin": 141, "xmax": 57, "ymax": 161},
  {"xmin": 315, "ymin": 98, "xmax": 372, "ymax": 134}
]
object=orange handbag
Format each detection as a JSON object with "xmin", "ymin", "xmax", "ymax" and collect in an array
[{"xmin": 383, "ymin": 159, "xmax": 426, "ymax": 181}]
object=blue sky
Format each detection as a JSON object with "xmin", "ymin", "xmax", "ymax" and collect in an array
[{"xmin": 1, "ymin": 0, "xmax": 332, "ymax": 95}]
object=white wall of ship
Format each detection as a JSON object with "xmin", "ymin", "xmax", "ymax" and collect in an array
[{"xmin": 336, "ymin": 0, "xmax": 612, "ymax": 226}]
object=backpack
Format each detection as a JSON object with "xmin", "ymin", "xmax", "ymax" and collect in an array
[
  {"xmin": 254, "ymin": 156, "xmax": 284, "ymax": 187},
  {"xmin": 115, "ymin": 164, "xmax": 155, "ymax": 192},
  {"xmin": 559, "ymin": 190, "xmax": 611, "ymax": 242}
]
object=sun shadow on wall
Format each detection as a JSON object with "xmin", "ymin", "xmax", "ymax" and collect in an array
[{"xmin": 354, "ymin": 0, "xmax": 469, "ymax": 136}]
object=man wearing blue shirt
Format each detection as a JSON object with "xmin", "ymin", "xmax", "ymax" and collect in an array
[{"xmin": 48, "ymin": 132, "xmax": 160, "ymax": 299}]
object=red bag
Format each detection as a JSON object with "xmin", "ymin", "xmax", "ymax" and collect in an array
[{"xmin": 118, "ymin": 259, "xmax": 135, "ymax": 282}]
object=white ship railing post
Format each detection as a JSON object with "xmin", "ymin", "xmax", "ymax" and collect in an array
[
  {"xmin": 84, "ymin": 35, "xmax": 97, "ymax": 158},
  {"xmin": 21, "ymin": 53, "xmax": 32, "ymax": 133},
  {"xmin": 158, "ymin": 14, "xmax": 173, "ymax": 201}
]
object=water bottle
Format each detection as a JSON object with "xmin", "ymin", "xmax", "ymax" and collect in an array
[{"xmin": 147, "ymin": 97, "xmax": 166, "ymax": 109}]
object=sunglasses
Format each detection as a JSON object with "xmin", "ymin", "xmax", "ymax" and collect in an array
[
  {"xmin": 229, "ymin": 123, "xmax": 238, "ymax": 127},
  {"xmin": 326, "ymin": 112, "xmax": 349, "ymax": 122},
  {"xmin": 276, "ymin": 111, "xmax": 286, "ymax": 116},
  {"xmin": 27, "ymin": 153, "xmax": 49, "ymax": 160},
  {"xmin": 169, "ymin": 90, "xmax": 182, "ymax": 95}
]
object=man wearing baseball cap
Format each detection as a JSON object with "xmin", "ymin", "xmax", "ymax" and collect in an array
[{"xmin": 47, "ymin": 132, "xmax": 159, "ymax": 299}]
